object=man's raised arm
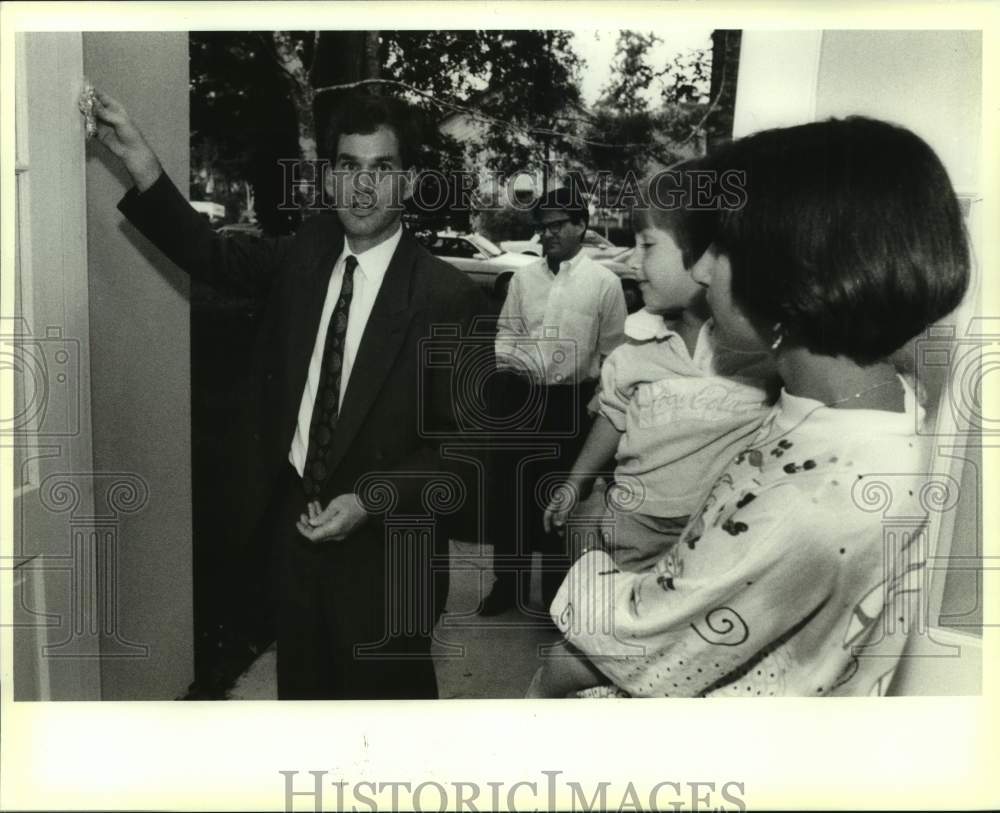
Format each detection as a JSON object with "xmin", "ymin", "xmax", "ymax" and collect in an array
[
  {"xmin": 90, "ymin": 89, "xmax": 296, "ymax": 298},
  {"xmin": 93, "ymin": 90, "xmax": 164, "ymax": 192}
]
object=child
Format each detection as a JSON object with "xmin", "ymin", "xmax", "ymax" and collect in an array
[{"xmin": 543, "ymin": 163, "xmax": 777, "ymax": 572}]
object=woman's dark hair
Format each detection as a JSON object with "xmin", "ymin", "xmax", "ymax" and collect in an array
[
  {"xmin": 319, "ymin": 92, "xmax": 424, "ymax": 169},
  {"xmin": 712, "ymin": 116, "xmax": 970, "ymax": 363},
  {"xmin": 633, "ymin": 157, "xmax": 718, "ymax": 269}
]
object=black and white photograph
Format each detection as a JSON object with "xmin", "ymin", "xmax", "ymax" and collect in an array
[{"xmin": 1, "ymin": 1, "xmax": 996, "ymax": 810}]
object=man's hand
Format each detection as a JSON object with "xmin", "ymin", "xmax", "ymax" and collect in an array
[
  {"xmin": 91, "ymin": 90, "xmax": 162, "ymax": 192},
  {"xmin": 295, "ymin": 493, "xmax": 369, "ymax": 543}
]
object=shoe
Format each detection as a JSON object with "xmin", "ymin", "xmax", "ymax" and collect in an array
[{"xmin": 478, "ymin": 583, "xmax": 515, "ymax": 616}]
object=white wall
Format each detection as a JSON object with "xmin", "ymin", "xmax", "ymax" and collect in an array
[
  {"xmin": 733, "ymin": 29, "xmax": 984, "ymax": 694},
  {"xmin": 815, "ymin": 30, "xmax": 981, "ymax": 195},
  {"xmin": 83, "ymin": 32, "xmax": 194, "ymax": 700}
]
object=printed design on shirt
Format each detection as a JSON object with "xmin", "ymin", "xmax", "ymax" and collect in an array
[
  {"xmin": 557, "ymin": 601, "xmax": 574, "ymax": 631},
  {"xmin": 680, "ymin": 469, "xmax": 763, "ymax": 549},
  {"xmin": 616, "ymin": 639, "xmax": 745, "ymax": 697},
  {"xmin": 634, "ymin": 378, "xmax": 770, "ymax": 429},
  {"xmin": 575, "ymin": 685, "xmax": 631, "ymax": 699},
  {"xmin": 681, "ymin": 501, "xmax": 708, "ymax": 549},
  {"xmin": 769, "ymin": 439, "xmax": 793, "ymax": 458},
  {"xmin": 842, "ymin": 553, "xmax": 925, "ymax": 650},
  {"xmin": 782, "ymin": 458, "xmax": 818, "ymax": 475},
  {"xmin": 830, "ymin": 654, "xmax": 859, "ymax": 692},
  {"xmin": 734, "ymin": 447, "xmax": 766, "ymax": 470},
  {"xmin": 721, "ymin": 518, "xmax": 749, "ymax": 536},
  {"xmin": 704, "ymin": 479, "xmax": 760, "ymax": 538},
  {"xmin": 702, "ymin": 598, "xmax": 829, "ymax": 695},
  {"xmin": 868, "ymin": 667, "xmax": 897, "ymax": 697},
  {"xmin": 690, "ymin": 606, "xmax": 750, "ymax": 647},
  {"xmin": 703, "ymin": 646, "xmax": 794, "ymax": 698},
  {"xmin": 655, "ymin": 547, "xmax": 683, "ymax": 591}
]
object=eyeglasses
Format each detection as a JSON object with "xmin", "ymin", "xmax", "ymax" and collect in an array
[{"xmin": 538, "ymin": 218, "xmax": 573, "ymax": 235}]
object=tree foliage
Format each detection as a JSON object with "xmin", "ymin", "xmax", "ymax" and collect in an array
[
  {"xmin": 384, "ymin": 30, "xmax": 585, "ymax": 175},
  {"xmin": 191, "ymin": 30, "xmax": 586, "ymax": 232},
  {"xmin": 599, "ymin": 31, "xmax": 662, "ymax": 115},
  {"xmin": 583, "ymin": 31, "xmax": 714, "ymax": 188},
  {"xmin": 189, "ymin": 29, "xmax": 733, "ymax": 234}
]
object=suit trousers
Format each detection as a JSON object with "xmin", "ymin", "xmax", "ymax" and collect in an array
[
  {"xmin": 487, "ymin": 371, "xmax": 596, "ymax": 608},
  {"xmin": 266, "ymin": 464, "xmax": 439, "ymax": 699}
]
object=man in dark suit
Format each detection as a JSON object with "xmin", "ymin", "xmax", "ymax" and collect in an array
[{"xmin": 93, "ymin": 90, "xmax": 486, "ymax": 699}]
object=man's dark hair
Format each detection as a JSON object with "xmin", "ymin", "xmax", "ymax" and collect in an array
[
  {"xmin": 712, "ymin": 116, "xmax": 969, "ymax": 364},
  {"xmin": 531, "ymin": 185, "xmax": 589, "ymax": 229},
  {"xmin": 319, "ymin": 92, "xmax": 424, "ymax": 169}
]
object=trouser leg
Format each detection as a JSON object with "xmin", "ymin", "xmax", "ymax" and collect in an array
[{"xmin": 536, "ymin": 380, "xmax": 596, "ymax": 609}]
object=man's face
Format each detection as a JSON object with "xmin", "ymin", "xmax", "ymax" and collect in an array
[
  {"xmin": 536, "ymin": 208, "xmax": 586, "ymax": 265},
  {"xmin": 326, "ymin": 126, "xmax": 412, "ymax": 251}
]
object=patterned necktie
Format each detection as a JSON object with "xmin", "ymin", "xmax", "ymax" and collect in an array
[{"xmin": 302, "ymin": 254, "xmax": 358, "ymax": 497}]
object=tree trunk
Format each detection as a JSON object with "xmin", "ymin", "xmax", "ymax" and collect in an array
[
  {"xmin": 311, "ymin": 31, "xmax": 381, "ymax": 156},
  {"xmin": 707, "ymin": 30, "xmax": 742, "ymax": 150},
  {"xmin": 364, "ymin": 31, "xmax": 381, "ymax": 88},
  {"xmin": 272, "ymin": 31, "xmax": 317, "ymax": 161}
]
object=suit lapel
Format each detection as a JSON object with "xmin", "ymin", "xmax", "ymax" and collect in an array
[{"xmin": 323, "ymin": 231, "xmax": 418, "ymax": 475}]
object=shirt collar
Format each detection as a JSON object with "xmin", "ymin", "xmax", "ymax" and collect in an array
[
  {"xmin": 538, "ymin": 248, "xmax": 586, "ymax": 278},
  {"xmin": 773, "ymin": 374, "xmax": 922, "ymax": 437},
  {"xmin": 624, "ymin": 308, "xmax": 673, "ymax": 341},
  {"xmin": 339, "ymin": 225, "xmax": 403, "ymax": 283},
  {"xmin": 557, "ymin": 249, "xmax": 586, "ymax": 276}
]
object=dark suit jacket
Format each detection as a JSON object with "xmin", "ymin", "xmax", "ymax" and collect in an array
[{"xmin": 118, "ymin": 173, "xmax": 487, "ymax": 626}]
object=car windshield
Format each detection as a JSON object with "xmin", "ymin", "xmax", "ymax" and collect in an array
[{"xmin": 465, "ymin": 233, "xmax": 503, "ymax": 257}]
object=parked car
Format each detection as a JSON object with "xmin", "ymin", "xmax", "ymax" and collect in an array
[
  {"xmin": 596, "ymin": 246, "xmax": 644, "ymax": 314},
  {"xmin": 422, "ymin": 230, "xmax": 644, "ymax": 314},
  {"xmin": 419, "ymin": 231, "xmax": 539, "ymax": 302},
  {"xmin": 500, "ymin": 229, "xmax": 624, "ymax": 259}
]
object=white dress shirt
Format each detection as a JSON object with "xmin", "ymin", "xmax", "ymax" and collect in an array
[
  {"xmin": 495, "ymin": 250, "xmax": 626, "ymax": 384},
  {"xmin": 289, "ymin": 226, "xmax": 402, "ymax": 475}
]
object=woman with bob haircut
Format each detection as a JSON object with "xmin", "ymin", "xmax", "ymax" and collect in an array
[{"xmin": 528, "ymin": 116, "xmax": 970, "ymax": 698}]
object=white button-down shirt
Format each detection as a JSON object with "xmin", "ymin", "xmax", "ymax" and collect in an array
[
  {"xmin": 495, "ymin": 250, "xmax": 626, "ymax": 384},
  {"xmin": 289, "ymin": 226, "xmax": 402, "ymax": 475}
]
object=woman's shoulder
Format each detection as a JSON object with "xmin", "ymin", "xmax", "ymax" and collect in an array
[{"xmin": 730, "ymin": 405, "xmax": 930, "ymax": 528}]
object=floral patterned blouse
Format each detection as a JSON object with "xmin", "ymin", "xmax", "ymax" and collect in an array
[{"xmin": 551, "ymin": 379, "xmax": 933, "ymax": 697}]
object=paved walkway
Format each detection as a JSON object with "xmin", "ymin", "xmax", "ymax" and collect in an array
[{"xmin": 226, "ymin": 542, "xmax": 561, "ymax": 700}]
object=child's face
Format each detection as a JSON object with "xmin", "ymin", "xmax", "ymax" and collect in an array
[{"xmin": 630, "ymin": 223, "xmax": 703, "ymax": 316}]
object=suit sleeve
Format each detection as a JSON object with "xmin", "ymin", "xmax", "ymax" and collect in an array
[{"xmin": 117, "ymin": 171, "xmax": 295, "ymax": 298}]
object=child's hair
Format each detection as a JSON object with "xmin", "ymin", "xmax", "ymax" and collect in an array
[
  {"xmin": 711, "ymin": 116, "xmax": 970, "ymax": 364},
  {"xmin": 631, "ymin": 157, "xmax": 719, "ymax": 270}
]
